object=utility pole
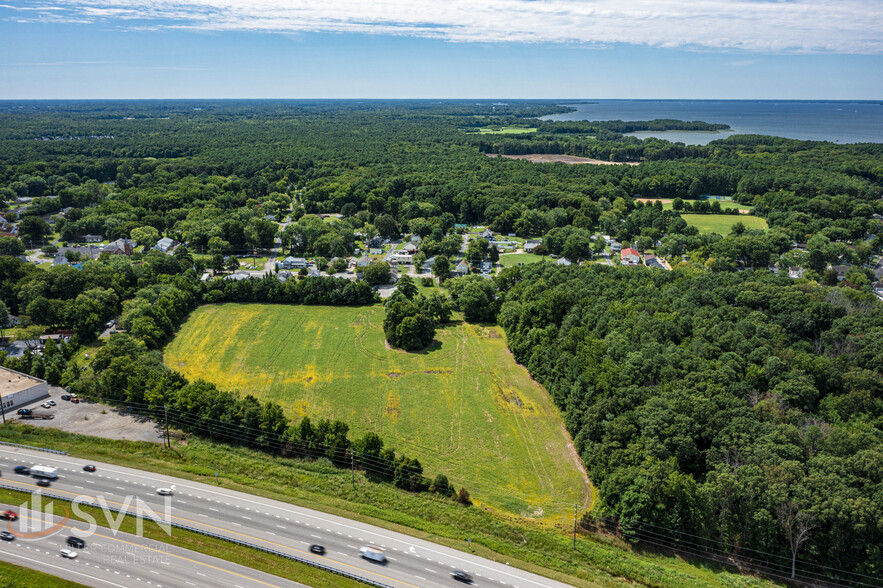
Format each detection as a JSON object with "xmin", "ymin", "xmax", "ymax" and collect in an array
[
  {"xmin": 573, "ymin": 504, "xmax": 578, "ymax": 550},
  {"xmin": 351, "ymin": 452, "xmax": 356, "ymax": 490},
  {"xmin": 163, "ymin": 404, "xmax": 170, "ymax": 449}
]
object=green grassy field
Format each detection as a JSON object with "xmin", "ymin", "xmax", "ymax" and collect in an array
[
  {"xmin": 472, "ymin": 126, "xmax": 538, "ymax": 134},
  {"xmin": 681, "ymin": 214, "xmax": 768, "ymax": 234},
  {"xmin": 164, "ymin": 304, "xmax": 592, "ymax": 521},
  {"xmin": 499, "ymin": 253, "xmax": 547, "ymax": 267}
]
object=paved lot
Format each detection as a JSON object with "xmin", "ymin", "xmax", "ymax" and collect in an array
[{"xmin": 14, "ymin": 387, "xmax": 164, "ymax": 443}]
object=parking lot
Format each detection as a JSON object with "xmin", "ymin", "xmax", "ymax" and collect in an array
[{"xmin": 15, "ymin": 388, "xmax": 165, "ymax": 443}]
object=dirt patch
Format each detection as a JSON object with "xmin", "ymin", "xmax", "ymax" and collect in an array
[
  {"xmin": 305, "ymin": 377, "xmax": 313, "ymax": 384},
  {"xmin": 386, "ymin": 372, "xmax": 405, "ymax": 379},
  {"xmin": 487, "ymin": 153, "xmax": 639, "ymax": 166},
  {"xmin": 424, "ymin": 369, "xmax": 453, "ymax": 375},
  {"xmin": 635, "ymin": 198, "xmax": 673, "ymax": 204}
]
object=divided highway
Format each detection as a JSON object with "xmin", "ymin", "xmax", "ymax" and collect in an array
[
  {"xmin": 0, "ymin": 510, "xmax": 306, "ymax": 588},
  {"xmin": 0, "ymin": 445, "xmax": 575, "ymax": 588}
]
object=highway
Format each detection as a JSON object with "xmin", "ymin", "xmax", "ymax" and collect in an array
[
  {"xmin": 0, "ymin": 445, "xmax": 576, "ymax": 588},
  {"xmin": 0, "ymin": 510, "xmax": 306, "ymax": 588}
]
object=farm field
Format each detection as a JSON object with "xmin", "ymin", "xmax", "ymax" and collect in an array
[
  {"xmin": 680, "ymin": 213, "xmax": 768, "ymax": 234},
  {"xmin": 164, "ymin": 304, "xmax": 592, "ymax": 521},
  {"xmin": 635, "ymin": 198, "xmax": 754, "ymax": 213},
  {"xmin": 499, "ymin": 253, "xmax": 547, "ymax": 267}
]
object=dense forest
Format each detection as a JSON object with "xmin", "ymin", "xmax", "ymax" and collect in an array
[
  {"xmin": 497, "ymin": 263, "xmax": 882, "ymax": 579},
  {"xmin": 0, "ymin": 100, "xmax": 881, "ymax": 583}
]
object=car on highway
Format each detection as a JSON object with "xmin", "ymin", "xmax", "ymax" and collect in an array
[
  {"xmin": 83, "ymin": 465, "xmax": 96, "ymax": 472},
  {"xmin": 0, "ymin": 531, "xmax": 14, "ymax": 541},
  {"xmin": 14, "ymin": 466, "xmax": 29, "ymax": 475},
  {"xmin": 0, "ymin": 510, "xmax": 18, "ymax": 521},
  {"xmin": 60, "ymin": 548, "xmax": 78, "ymax": 559},
  {"xmin": 359, "ymin": 545, "xmax": 386, "ymax": 563},
  {"xmin": 66, "ymin": 536, "xmax": 86, "ymax": 549},
  {"xmin": 451, "ymin": 570, "xmax": 473, "ymax": 583},
  {"xmin": 156, "ymin": 485, "xmax": 175, "ymax": 496},
  {"xmin": 36, "ymin": 479, "xmax": 51, "ymax": 487},
  {"xmin": 309, "ymin": 544, "xmax": 325, "ymax": 555}
]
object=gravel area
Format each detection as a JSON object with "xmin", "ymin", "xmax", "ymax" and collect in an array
[{"xmin": 14, "ymin": 387, "xmax": 164, "ymax": 443}]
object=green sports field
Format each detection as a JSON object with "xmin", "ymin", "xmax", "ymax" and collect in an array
[
  {"xmin": 680, "ymin": 214, "xmax": 768, "ymax": 234},
  {"xmin": 164, "ymin": 304, "xmax": 592, "ymax": 521}
]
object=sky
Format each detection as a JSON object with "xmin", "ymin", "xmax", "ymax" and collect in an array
[{"xmin": 0, "ymin": 0, "xmax": 881, "ymax": 99}]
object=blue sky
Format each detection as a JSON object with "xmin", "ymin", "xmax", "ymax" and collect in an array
[{"xmin": 1, "ymin": 1, "xmax": 881, "ymax": 99}]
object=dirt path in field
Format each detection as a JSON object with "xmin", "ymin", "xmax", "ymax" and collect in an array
[{"xmin": 486, "ymin": 153, "xmax": 640, "ymax": 165}]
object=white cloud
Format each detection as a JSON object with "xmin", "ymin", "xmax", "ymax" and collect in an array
[{"xmin": 5, "ymin": 0, "xmax": 883, "ymax": 54}]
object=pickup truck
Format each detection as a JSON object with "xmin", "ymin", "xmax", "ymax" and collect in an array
[{"xmin": 0, "ymin": 510, "xmax": 18, "ymax": 521}]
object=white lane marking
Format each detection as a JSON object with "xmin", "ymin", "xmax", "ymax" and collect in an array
[
  {"xmin": 310, "ymin": 534, "xmax": 321, "ymax": 539},
  {"xmin": 425, "ymin": 568, "xmax": 436, "ymax": 573},
  {"xmin": 0, "ymin": 549, "xmax": 129, "ymax": 588}
]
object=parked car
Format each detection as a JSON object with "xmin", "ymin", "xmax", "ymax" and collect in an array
[
  {"xmin": 71, "ymin": 398, "xmax": 79, "ymax": 404},
  {"xmin": 309, "ymin": 544, "xmax": 325, "ymax": 555},
  {"xmin": 16, "ymin": 409, "xmax": 31, "ymax": 415},
  {"xmin": 47, "ymin": 400, "xmax": 56, "ymax": 406},
  {"xmin": 14, "ymin": 466, "xmax": 29, "ymax": 475},
  {"xmin": 61, "ymin": 395, "xmax": 71, "ymax": 401},
  {"xmin": 41, "ymin": 402, "xmax": 51, "ymax": 409}
]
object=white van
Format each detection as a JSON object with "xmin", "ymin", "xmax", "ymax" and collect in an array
[
  {"xmin": 30, "ymin": 465, "xmax": 59, "ymax": 480},
  {"xmin": 359, "ymin": 546, "xmax": 386, "ymax": 562}
]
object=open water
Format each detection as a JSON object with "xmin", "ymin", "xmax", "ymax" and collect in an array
[{"xmin": 542, "ymin": 100, "xmax": 883, "ymax": 144}]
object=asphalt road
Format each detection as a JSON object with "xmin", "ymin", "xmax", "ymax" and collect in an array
[
  {"xmin": 0, "ymin": 445, "xmax": 576, "ymax": 588},
  {"xmin": 0, "ymin": 507, "xmax": 306, "ymax": 588}
]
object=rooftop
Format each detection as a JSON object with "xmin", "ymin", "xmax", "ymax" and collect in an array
[{"xmin": 0, "ymin": 366, "xmax": 45, "ymax": 398}]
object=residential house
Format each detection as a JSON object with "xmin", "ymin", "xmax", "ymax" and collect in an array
[
  {"xmin": 610, "ymin": 242, "xmax": 622, "ymax": 253},
  {"xmin": 410, "ymin": 235, "xmax": 421, "ymax": 242},
  {"xmin": 524, "ymin": 239, "xmax": 542, "ymax": 253},
  {"xmin": 454, "ymin": 224, "xmax": 469, "ymax": 230},
  {"xmin": 369, "ymin": 248, "xmax": 383, "ymax": 255},
  {"xmin": 307, "ymin": 267, "xmax": 321, "ymax": 278},
  {"xmin": 366, "ymin": 236, "xmax": 383, "ymax": 249},
  {"xmin": 200, "ymin": 272, "xmax": 211, "ymax": 282},
  {"xmin": 356, "ymin": 255, "xmax": 372, "ymax": 267},
  {"xmin": 264, "ymin": 213, "xmax": 277, "ymax": 221},
  {"xmin": 279, "ymin": 256, "xmax": 308, "ymax": 270},
  {"xmin": 389, "ymin": 251, "xmax": 413, "ymax": 264},
  {"xmin": 829, "ymin": 264, "xmax": 852, "ymax": 281},
  {"xmin": 620, "ymin": 248, "xmax": 641, "ymax": 265},
  {"xmin": 788, "ymin": 267, "xmax": 805, "ymax": 279},
  {"xmin": 422, "ymin": 256, "xmax": 436, "ymax": 273},
  {"xmin": 154, "ymin": 237, "xmax": 179, "ymax": 254},
  {"xmin": 872, "ymin": 213, "xmax": 883, "ymax": 221},
  {"xmin": 52, "ymin": 255, "xmax": 69, "ymax": 266},
  {"xmin": 224, "ymin": 272, "xmax": 251, "ymax": 281},
  {"xmin": 490, "ymin": 240, "xmax": 517, "ymax": 251},
  {"xmin": 480, "ymin": 228, "xmax": 494, "ymax": 239},
  {"xmin": 644, "ymin": 254, "xmax": 665, "ymax": 269},
  {"xmin": 454, "ymin": 259, "xmax": 470, "ymax": 276},
  {"xmin": 556, "ymin": 257, "xmax": 572, "ymax": 266},
  {"xmin": 480, "ymin": 261, "xmax": 493, "ymax": 273},
  {"xmin": 101, "ymin": 238, "xmax": 136, "ymax": 256},
  {"xmin": 403, "ymin": 242, "xmax": 418, "ymax": 253}
]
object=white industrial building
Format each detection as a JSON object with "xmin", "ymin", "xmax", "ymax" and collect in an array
[{"xmin": 0, "ymin": 366, "xmax": 49, "ymax": 414}]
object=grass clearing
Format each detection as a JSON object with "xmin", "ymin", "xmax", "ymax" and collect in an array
[
  {"xmin": 164, "ymin": 304, "xmax": 592, "ymax": 521},
  {"xmin": 681, "ymin": 214, "xmax": 768, "ymax": 234},
  {"xmin": 499, "ymin": 253, "xmax": 547, "ymax": 268},
  {"xmin": 0, "ymin": 425, "xmax": 780, "ymax": 588},
  {"xmin": 471, "ymin": 127, "xmax": 538, "ymax": 134}
]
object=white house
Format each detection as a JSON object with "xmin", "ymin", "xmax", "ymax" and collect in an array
[
  {"xmin": 279, "ymin": 256, "xmax": 308, "ymax": 270},
  {"xmin": 524, "ymin": 239, "xmax": 542, "ymax": 253},
  {"xmin": 480, "ymin": 228, "xmax": 494, "ymax": 239},
  {"xmin": 454, "ymin": 259, "xmax": 470, "ymax": 276},
  {"xmin": 556, "ymin": 257, "xmax": 572, "ymax": 266},
  {"xmin": 620, "ymin": 248, "xmax": 641, "ymax": 265},
  {"xmin": 154, "ymin": 237, "xmax": 179, "ymax": 254}
]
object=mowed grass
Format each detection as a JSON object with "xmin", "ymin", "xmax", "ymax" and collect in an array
[
  {"xmin": 164, "ymin": 304, "xmax": 592, "ymax": 521},
  {"xmin": 681, "ymin": 214, "xmax": 768, "ymax": 234},
  {"xmin": 473, "ymin": 127, "xmax": 538, "ymax": 134},
  {"xmin": 0, "ymin": 560, "xmax": 89, "ymax": 587},
  {"xmin": 499, "ymin": 253, "xmax": 547, "ymax": 268}
]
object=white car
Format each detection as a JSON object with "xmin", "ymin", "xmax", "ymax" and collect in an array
[
  {"xmin": 60, "ymin": 548, "xmax": 78, "ymax": 559},
  {"xmin": 156, "ymin": 485, "xmax": 175, "ymax": 496},
  {"xmin": 41, "ymin": 402, "xmax": 52, "ymax": 409},
  {"xmin": 47, "ymin": 400, "xmax": 56, "ymax": 406}
]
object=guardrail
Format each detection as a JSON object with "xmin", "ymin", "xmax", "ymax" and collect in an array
[
  {"xmin": 0, "ymin": 482, "xmax": 395, "ymax": 588},
  {"xmin": 0, "ymin": 440, "xmax": 67, "ymax": 455}
]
